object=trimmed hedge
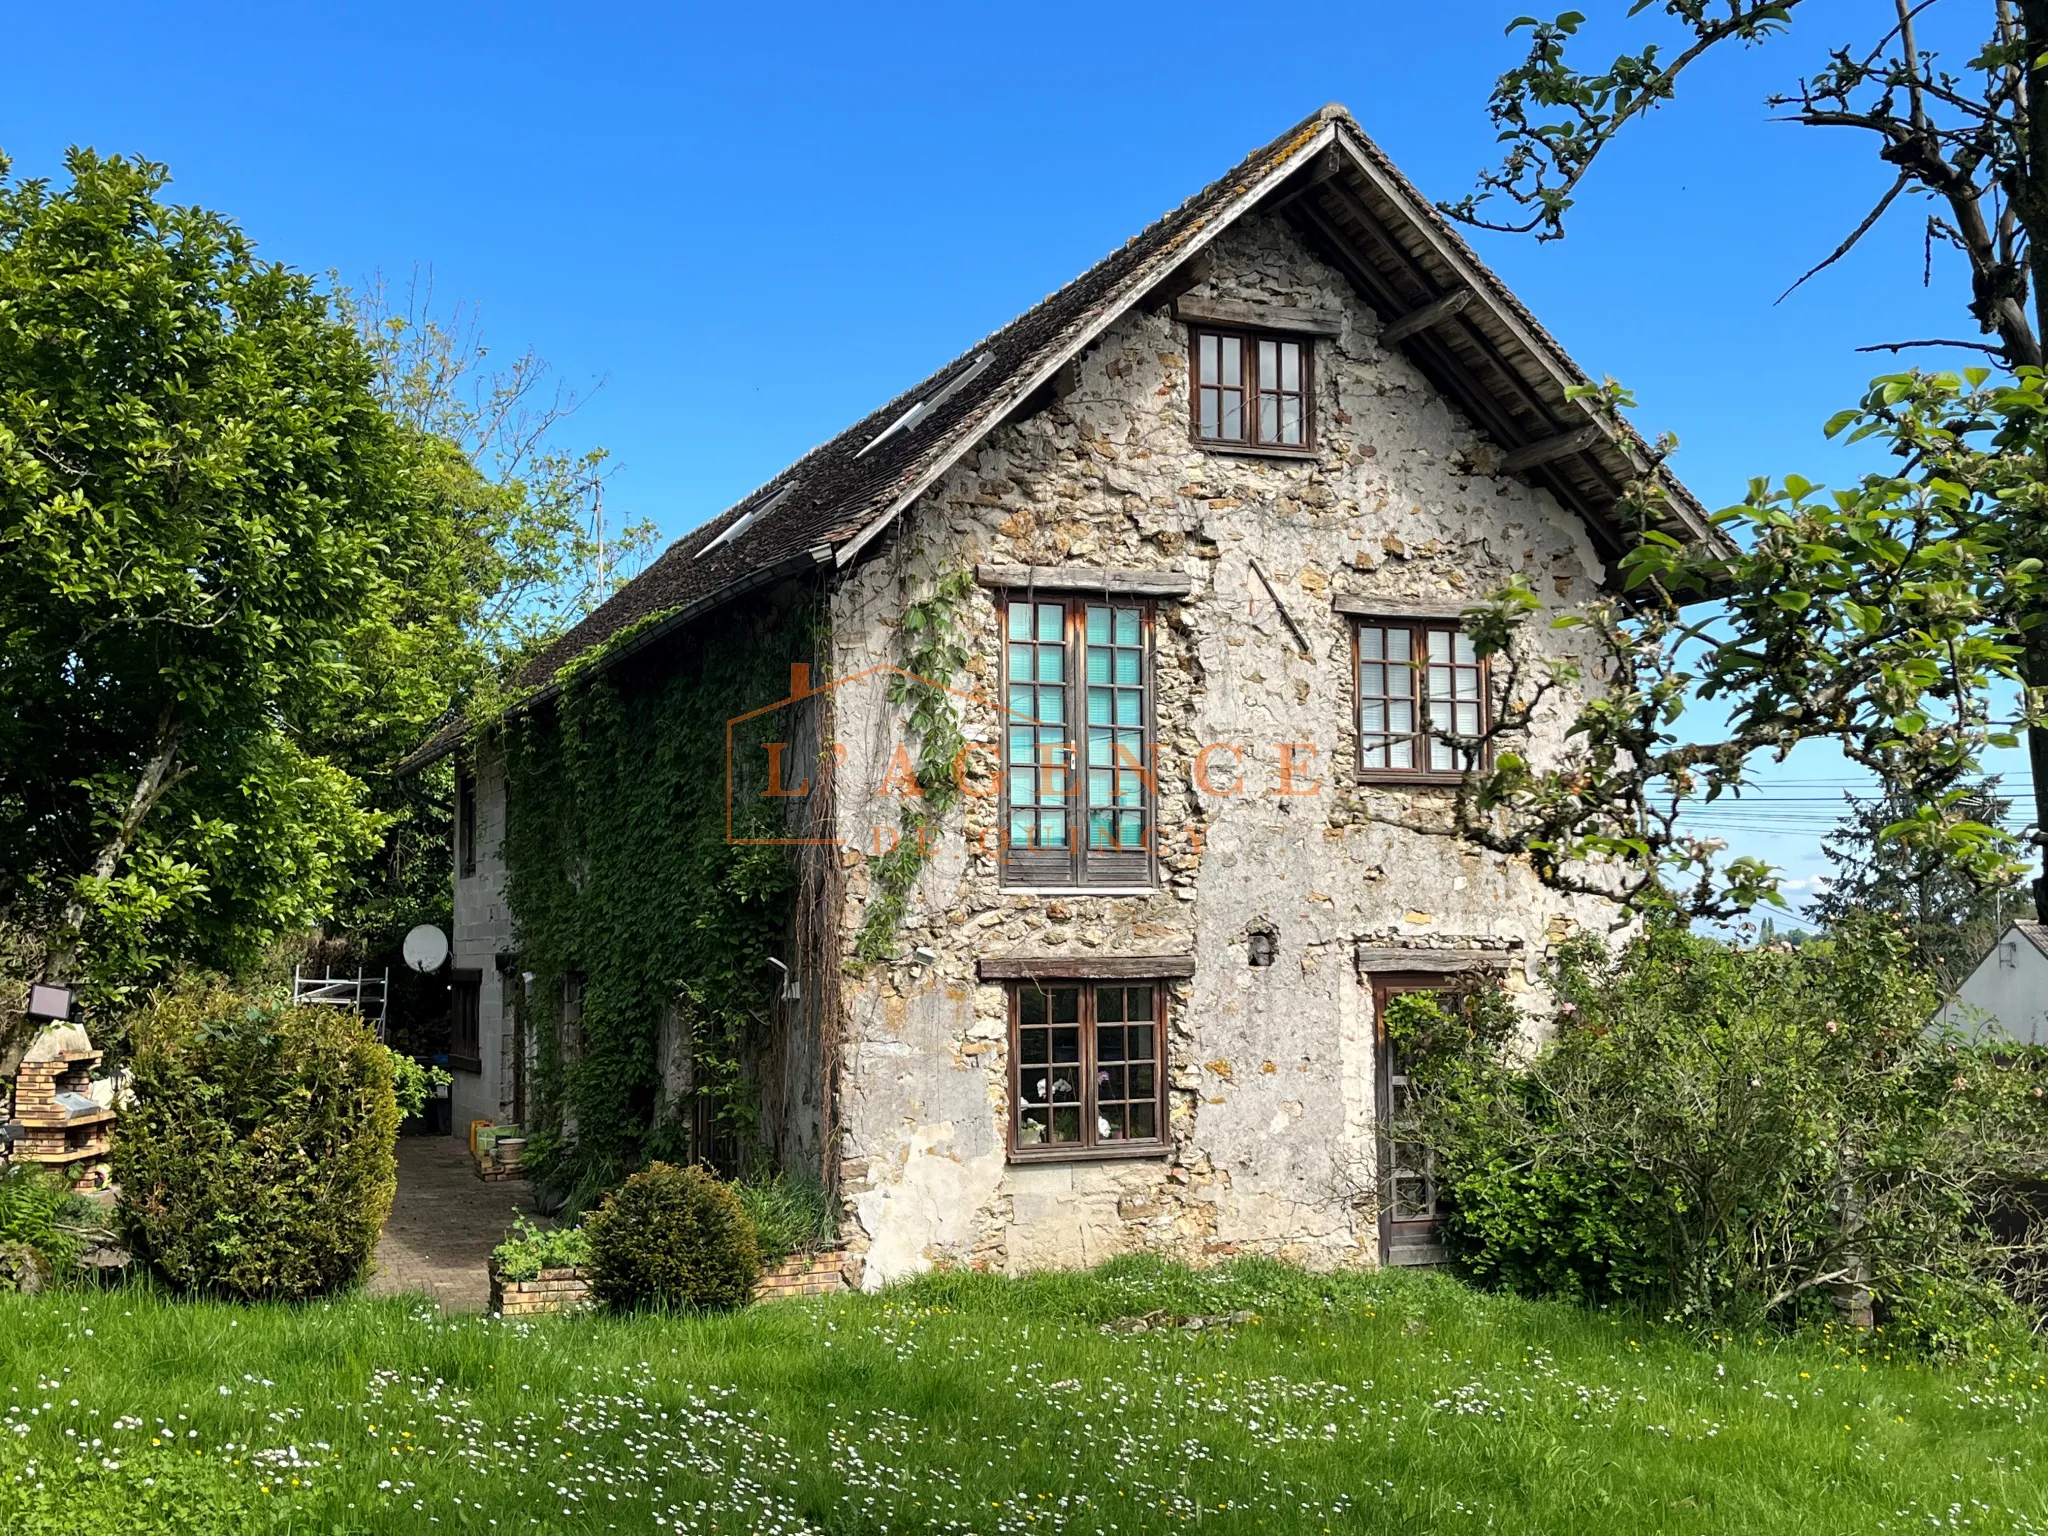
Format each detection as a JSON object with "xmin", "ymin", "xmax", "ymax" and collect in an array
[
  {"xmin": 114, "ymin": 987, "xmax": 398, "ymax": 1301},
  {"xmin": 586, "ymin": 1162, "xmax": 760, "ymax": 1312}
]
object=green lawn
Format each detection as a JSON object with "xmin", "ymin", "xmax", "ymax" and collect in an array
[{"xmin": 2, "ymin": 1259, "xmax": 2043, "ymax": 1534}]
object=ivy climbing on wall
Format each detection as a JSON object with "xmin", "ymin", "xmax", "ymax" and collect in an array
[
  {"xmin": 854, "ymin": 567, "xmax": 976, "ymax": 962},
  {"xmin": 496, "ymin": 589, "xmax": 817, "ymax": 1205}
]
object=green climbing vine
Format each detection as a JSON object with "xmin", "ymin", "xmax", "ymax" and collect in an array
[
  {"xmin": 496, "ymin": 589, "xmax": 816, "ymax": 1205},
  {"xmin": 854, "ymin": 566, "xmax": 976, "ymax": 962}
]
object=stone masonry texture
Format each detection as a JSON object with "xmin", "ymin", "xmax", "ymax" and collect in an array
[{"xmin": 828, "ymin": 209, "xmax": 1614, "ymax": 1287}]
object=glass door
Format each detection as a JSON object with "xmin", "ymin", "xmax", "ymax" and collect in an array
[{"xmin": 1373, "ymin": 976, "xmax": 1446, "ymax": 1266}]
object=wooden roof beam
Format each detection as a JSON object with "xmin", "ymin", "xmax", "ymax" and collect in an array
[
  {"xmin": 1283, "ymin": 198, "xmax": 1628, "ymax": 565},
  {"xmin": 1499, "ymin": 424, "xmax": 1607, "ymax": 474},
  {"xmin": 1140, "ymin": 251, "xmax": 1213, "ymax": 314},
  {"xmin": 1378, "ymin": 289, "xmax": 1472, "ymax": 346}
]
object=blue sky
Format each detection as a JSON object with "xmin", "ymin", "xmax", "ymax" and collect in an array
[{"xmin": 4, "ymin": 0, "xmax": 2034, "ymax": 907}]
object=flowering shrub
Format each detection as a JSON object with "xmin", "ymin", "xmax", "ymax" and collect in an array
[{"xmin": 1406, "ymin": 920, "xmax": 2048, "ymax": 1349}]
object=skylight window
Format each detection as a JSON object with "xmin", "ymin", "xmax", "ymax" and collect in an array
[
  {"xmin": 854, "ymin": 351, "xmax": 994, "ymax": 459},
  {"xmin": 694, "ymin": 487, "xmax": 790, "ymax": 560}
]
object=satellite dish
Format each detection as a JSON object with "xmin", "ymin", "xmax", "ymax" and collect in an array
[{"xmin": 402, "ymin": 924, "xmax": 450, "ymax": 974}]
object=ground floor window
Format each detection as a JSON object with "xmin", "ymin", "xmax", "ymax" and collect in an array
[{"xmin": 1009, "ymin": 980, "xmax": 1165, "ymax": 1158}]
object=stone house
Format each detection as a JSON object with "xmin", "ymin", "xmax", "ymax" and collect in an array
[{"xmin": 406, "ymin": 105, "xmax": 1720, "ymax": 1283}]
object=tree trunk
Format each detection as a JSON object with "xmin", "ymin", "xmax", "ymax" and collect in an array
[
  {"xmin": 40, "ymin": 725, "xmax": 184, "ymax": 986},
  {"xmin": 2029, "ymin": 3, "xmax": 2048, "ymax": 921},
  {"xmin": 2027, "ymin": 637, "xmax": 2048, "ymax": 923}
]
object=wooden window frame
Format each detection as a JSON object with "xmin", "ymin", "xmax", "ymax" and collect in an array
[
  {"xmin": 1007, "ymin": 978, "xmax": 1170, "ymax": 1163},
  {"xmin": 997, "ymin": 592, "xmax": 1158, "ymax": 891},
  {"xmin": 448, "ymin": 969, "xmax": 483, "ymax": 1075},
  {"xmin": 1349, "ymin": 618, "xmax": 1492, "ymax": 783},
  {"xmin": 456, "ymin": 768, "xmax": 478, "ymax": 878},
  {"xmin": 1188, "ymin": 325, "xmax": 1315, "ymax": 454}
]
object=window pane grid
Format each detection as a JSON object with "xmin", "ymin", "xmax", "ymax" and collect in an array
[
  {"xmin": 1197, "ymin": 332, "xmax": 1245, "ymax": 442},
  {"xmin": 1193, "ymin": 328, "xmax": 1310, "ymax": 448},
  {"xmin": 1357, "ymin": 623, "xmax": 1486, "ymax": 776},
  {"xmin": 1084, "ymin": 604, "xmax": 1148, "ymax": 851},
  {"xmin": 1012, "ymin": 981, "xmax": 1165, "ymax": 1153},
  {"xmin": 1002, "ymin": 595, "xmax": 1152, "ymax": 883},
  {"xmin": 1381, "ymin": 985, "xmax": 1442, "ymax": 1225},
  {"xmin": 1005, "ymin": 601, "xmax": 1070, "ymax": 849},
  {"xmin": 1256, "ymin": 338, "xmax": 1306, "ymax": 446}
]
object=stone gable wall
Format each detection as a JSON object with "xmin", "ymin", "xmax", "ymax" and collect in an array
[{"xmin": 827, "ymin": 209, "xmax": 1618, "ymax": 1288}]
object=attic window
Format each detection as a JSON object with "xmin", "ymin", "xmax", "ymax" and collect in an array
[
  {"xmin": 695, "ymin": 488, "xmax": 790, "ymax": 561},
  {"xmin": 1191, "ymin": 328, "xmax": 1311, "ymax": 451}
]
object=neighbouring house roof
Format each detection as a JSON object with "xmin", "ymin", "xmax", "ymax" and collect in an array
[
  {"xmin": 2017, "ymin": 919, "xmax": 2048, "ymax": 962},
  {"xmin": 403, "ymin": 103, "xmax": 1725, "ymax": 771}
]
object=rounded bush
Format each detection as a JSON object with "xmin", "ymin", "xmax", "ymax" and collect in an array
[
  {"xmin": 585, "ymin": 1162, "xmax": 761, "ymax": 1312},
  {"xmin": 113, "ymin": 986, "xmax": 398, "ymax": 1301}
]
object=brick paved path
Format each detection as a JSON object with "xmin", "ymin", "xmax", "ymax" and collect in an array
[{"xmin": 368, "ymin": 1135, "xmax": 542, "ymax": 1312}]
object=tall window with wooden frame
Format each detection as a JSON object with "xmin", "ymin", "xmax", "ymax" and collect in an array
[
  {"xmin": 1001, "ymin": 594, "xmax": 1154, "ymax": 889},
  {"xmin": 1191, "ymin": 328, "xmax": 1312, "ymax": 450},
  {"xmin": 1352, "ymin": 619, "xmax": 1488, "ymax": 779},
  {"xmin": 456, "ymin": 768, "xmax": 478, "ymax": 877},
  {"xmin": 1009, "ymin": 980, "xmax": 1166, "ymax": 1159},
  {"xmin": 449, "ymin": 970, "xmax": 482, "ymax": 1075}
]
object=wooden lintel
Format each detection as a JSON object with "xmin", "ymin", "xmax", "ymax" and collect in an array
[
  {"xmin": 1499, "ymin": 423, "xmax": 1606, "ymax": 474},
  {"xmin": 1330, "ymin": 595, "xmax": 1472, "ymax": 620},
  {"xmin": 1354, "ymin": 947, "xmax": 1514, "ymax": 975},
  {"xmin": 1172, "ymin": 295, "xmax": 1344, "ymax": 337},
  {"xmin": 1378, "ymin": 289, "xmax": 1472, "ymax": 346},
  {"xmin": 975, "ymin": 564, "xmax": 1193, "ymax": 597},
  {"xmin": 977, "ymin": 954, "xmax": 1199, "ymax": 981},
  {"xmin": 1139, "ymin": 251, "xmax": 1212, "ymax": 314}
]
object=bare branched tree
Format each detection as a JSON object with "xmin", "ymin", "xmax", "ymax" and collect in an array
[{"xmin": 340, "ymin": 269, "xmax": 660, "ymax": 666}]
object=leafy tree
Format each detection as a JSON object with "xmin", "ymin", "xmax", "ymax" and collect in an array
[
  {"xmin": 1407, "ymin": 921, "xmax": 2048, "ymax": 1349},
  {"xmin": 342, "ymin": 271, "xmax": 657, "ymax": 672},
  {"xmin": 1811, "ymin": 777, "xmax": 2019, "ymax": 987},
  {"xmin": 0, "ymin": 153, "xmax": 655, "ymax": 1016},
  {"xmin": 1408, "ymin": 5, "xmax": 2048, "ymax": 918},
  {"xmin": 0, "ymin": 148, "xmax": 436, "ymax": 992}
]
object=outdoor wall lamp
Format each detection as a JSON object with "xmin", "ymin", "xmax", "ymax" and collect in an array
[{"xmin": 766, "ymin": 956, "xmax": 801, "ymax": 1000}]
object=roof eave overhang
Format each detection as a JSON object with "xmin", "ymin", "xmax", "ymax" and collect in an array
[{"xmin": 394, "ymin": 542, "xmax": 834, "ymax": 776}]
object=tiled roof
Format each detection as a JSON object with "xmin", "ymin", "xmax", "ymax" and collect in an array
[
  {"xmin": 404, "ymin": 104, "xmax": 1718, "ymax": 769},
  {"xmin": 2016, "ymin": 919, "xmax": 2048, "ymax": 962}
]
